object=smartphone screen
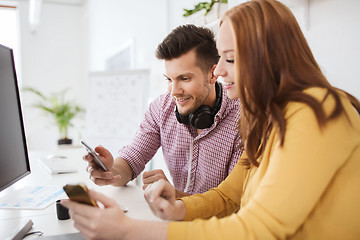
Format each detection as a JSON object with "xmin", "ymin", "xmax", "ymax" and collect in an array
[
  {"xmin": 80, "ymin": 140, "xmax": 109, "ymax": 171},
  {"xmin": 63, "ymin": 184, "xmax": 98, "ymax": 207}
]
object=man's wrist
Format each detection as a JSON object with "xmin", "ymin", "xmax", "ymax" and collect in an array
[{"xmin": 111, "ymin": 158, "xmax": 134, "ymax": 186}]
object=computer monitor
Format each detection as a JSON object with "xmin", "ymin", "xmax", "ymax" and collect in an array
[{"xmin": 0, "ymin": 44, "xmax": 30, "ymax": 192}]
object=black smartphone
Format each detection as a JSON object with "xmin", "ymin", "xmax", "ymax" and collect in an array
[
  {"xmin": 63, "ymin": 183, "xmax": 98, "ymax": 207},
  {"xmin": 80, "ymin": 140, "xmax": 109, "ymax": 171}
]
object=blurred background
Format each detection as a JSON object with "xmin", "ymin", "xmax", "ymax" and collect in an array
[{"xmin": 0, "ymin": 0, "xmax": 359, "ymax": 169}]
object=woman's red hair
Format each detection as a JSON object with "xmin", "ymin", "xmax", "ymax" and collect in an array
[{"xmin": 223, "ymin": 0, "xmax": 360, "ymax": 166}]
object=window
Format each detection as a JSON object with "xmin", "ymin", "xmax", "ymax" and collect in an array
[
  {"xmin": 0, "ymin": 4, "xmax": 21, "ymax": 85},
  {"xmin": 0, "ymin": 5, "xmax": 17, "ymax": 50}
]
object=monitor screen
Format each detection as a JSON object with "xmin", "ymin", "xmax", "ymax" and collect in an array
[{"xmin": 0, "ymin": 44, "xmax": 30, "ymax": 192}]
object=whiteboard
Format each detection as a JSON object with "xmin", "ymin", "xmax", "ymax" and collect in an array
[{"xmin": 84, "ymin": 70, "xmax": 149, "ymax": 156}]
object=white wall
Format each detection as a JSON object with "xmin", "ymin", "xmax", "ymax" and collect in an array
[
  {"xmin": 304, "ymin": 0, "xmax": 360, "ymax": 99},
  {"xmin": 18, "ymin": 1, "xmax": 87, "ymax": 150},
  {"xmin": 85, "ymin": 0, "xmax": 171, "ymax": 103},
  {"xmin": 86, "ymin": 0, "xmax": 167, "ymax": 71}
]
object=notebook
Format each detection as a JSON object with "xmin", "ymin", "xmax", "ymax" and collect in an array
[{"xmin": 40, "ymin": 156, "xmax": 78, "ymax": 174}]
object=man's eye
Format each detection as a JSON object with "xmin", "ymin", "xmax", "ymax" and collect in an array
[
  {"xmin": 226, "ymin": 59, "xmax": 235, "ymax": 63},
  {"xmin": 165, "ymin": 78, "xmax": 172, "ymax": 82},
  {"xmin": 182, "ymin": 77, "xmax": 189, "ymax": 81}
]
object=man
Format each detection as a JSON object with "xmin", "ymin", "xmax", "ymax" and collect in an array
[{"xmin": 85, "ymin": 24, "xmax": 242, "ymax": 197}]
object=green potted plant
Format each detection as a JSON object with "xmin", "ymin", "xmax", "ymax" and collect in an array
[
  {"xmin": 183, "ymin": 0, "xmax": 228, "ymax": 25},
  {"xmin": 183, "ymin": 0, "xmax": 228, "ymax": 17},
  {"xmin": 23, "ymin": 87, "xmax": 84, "ymax": 145}
]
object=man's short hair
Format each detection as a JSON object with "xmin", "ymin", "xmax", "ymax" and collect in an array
[{"xmin": 155, "ymin": 24, "xmax": 218, "ymax": 73}]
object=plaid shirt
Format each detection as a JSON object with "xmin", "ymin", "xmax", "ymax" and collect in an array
[{"xmin": 118, "ymin": 85, "xmax": 243, "ymax": 194}]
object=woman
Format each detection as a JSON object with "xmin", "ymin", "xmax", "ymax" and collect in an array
[{"xmin": 62, "ymin": 0, "xmax": 360, "ymax": 239}]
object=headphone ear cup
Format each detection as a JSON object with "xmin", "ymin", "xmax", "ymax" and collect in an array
[{"xmin": 189, "ymin": 105, "xmax": 213, "ymax": 129}]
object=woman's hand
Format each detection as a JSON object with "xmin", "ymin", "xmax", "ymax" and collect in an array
[
  {"xmin": 61, "ymin": 190, "xmax": 132, "ymax": 240},
  {"xmin": 144, "ymin": 179, "xmax": 186, "ymax": 221}
]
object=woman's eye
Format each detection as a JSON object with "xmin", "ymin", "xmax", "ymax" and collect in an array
[{"xmin": 226, "ymin": 59, "xmax": 235, "ymax": 63}]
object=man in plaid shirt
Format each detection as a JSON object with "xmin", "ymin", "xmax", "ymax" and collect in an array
[{"xmin": 84, "ymin": 25, "xmax": 243, "ymax": 197}]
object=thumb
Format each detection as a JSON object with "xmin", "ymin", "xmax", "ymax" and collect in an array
[
  {"xmin": 88, "ymin": 190, "xmax": 117, "ymax": 208},
  {"xmin": 94, "ymin": 146, "xmax": 112, "ymax": 158}
]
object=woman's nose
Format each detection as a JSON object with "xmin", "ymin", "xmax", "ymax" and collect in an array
[{"xmin": 214, "ymin": 62, "xmax": 226, "ymax": 78}]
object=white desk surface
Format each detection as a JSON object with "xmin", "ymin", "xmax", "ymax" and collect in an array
[{"xmin": 0, "ymin": 148, "xmax": 160, "ymax": 239}]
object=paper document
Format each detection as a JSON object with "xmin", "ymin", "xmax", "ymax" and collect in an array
[{"xmin": 0, "ymin": 186, "xmax": 64, "ymax": 209}]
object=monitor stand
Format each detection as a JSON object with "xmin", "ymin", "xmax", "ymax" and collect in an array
[{"xmin": 7, "ymin": 219, "xmax": 33, "ymax": 240}]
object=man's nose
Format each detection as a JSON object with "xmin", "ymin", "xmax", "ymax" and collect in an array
[{"xmin": 169, "ymin": 81, "xmax": 183, "ymax": 96}]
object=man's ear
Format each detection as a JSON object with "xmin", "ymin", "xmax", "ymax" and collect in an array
[{"xmin": 209, "ymin": 64, "xmax": 218, "ymax": 84}]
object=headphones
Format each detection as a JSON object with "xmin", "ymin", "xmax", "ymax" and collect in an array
[{"xmin": 175, "ymin": 81, "xmax": 223, "ymax": 129}]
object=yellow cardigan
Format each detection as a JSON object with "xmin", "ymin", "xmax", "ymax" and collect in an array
[{"xmin": 168, "ymin": 88, "xmax": 360, "ymax": 239}]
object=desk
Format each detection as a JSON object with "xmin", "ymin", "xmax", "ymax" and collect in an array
[{"xmin": 0, "ymin": 148, "xmax": 160, "ymax": 239}]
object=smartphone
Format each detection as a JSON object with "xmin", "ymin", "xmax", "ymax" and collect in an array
[
  {"xmin": 63, "ymin": 183, "xmax": 129, "ymax": 213},
  {"xmin": 80, "ymin": 140, "xmax": 109, "ymax": 171},
  {"xmin": 63, "ymin": 183, "xmax": 98, "ymax": 207}
]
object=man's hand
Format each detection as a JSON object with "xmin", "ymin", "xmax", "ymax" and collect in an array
[
  {"xmin": 144, "ymin": 179, "xmax": 186, "ymax": 221},
  {"xmin": 84, "ymin": 145, "xmax": 121, "ymax": 186},
  {"xmin": 142, "ymin": 169, "xmax": 190, "ymax": 198},
  {"xmin": 142, "ymin": 169, "xmax": 169, "ymax": 190}
]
